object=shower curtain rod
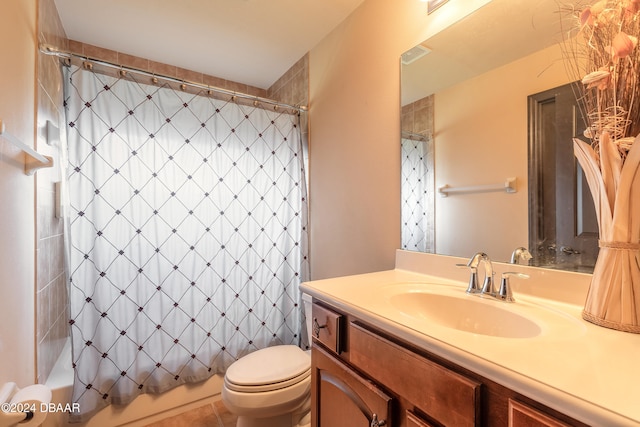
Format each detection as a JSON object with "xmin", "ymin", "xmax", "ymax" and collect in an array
[{"xmin": 39, "ymin": 44, "xmax": 308, "ymax": 114}]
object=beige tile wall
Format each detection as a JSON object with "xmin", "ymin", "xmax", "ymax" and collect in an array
[
  {"xmin": 268, "ymin": 54, "xmax": 309, "ymax": 106},
  {"xmin": 36, "ymin": 0, "xmax": 69, "ymax": 384},
  {"xmin": 67, "ymin": 40, "xmax": 270, "ymax": 99},
  {"xmin": 401, "ymin": 95, "xmax": 433, "ymax": 137},
  {"xmin": 35, "ymin": 0, "xmax": 309, "ymax": 384},
  {"xmin": 267, "ymin": 54, "xmax": 309, "ymax": 145}
]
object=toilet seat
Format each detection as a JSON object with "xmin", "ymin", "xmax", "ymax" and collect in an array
[
  {"xmin": 225, "ymin": 345, "xmax": 311, "ymax": 393},
  {"xmin": 225, "ymin": 369, "xmax": 311, "ymax": 393}
]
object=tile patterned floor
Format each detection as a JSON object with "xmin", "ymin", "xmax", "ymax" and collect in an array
[{"xmin": 144, "ymin": 400, "xmax": 237, "ymax": 427}]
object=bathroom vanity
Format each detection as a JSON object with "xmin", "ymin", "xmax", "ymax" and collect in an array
[{"xmin": 300, "ymin": 250, "xmax": 640, "ymax": 427}]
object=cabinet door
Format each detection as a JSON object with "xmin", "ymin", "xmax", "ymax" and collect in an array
[
  {"xmin": 312, "ymin": 346, "xmax": 393, "ymax": 427},
  {"xmin": 509, "ymin": 399, "xmax": 571, "ymax": 427}
]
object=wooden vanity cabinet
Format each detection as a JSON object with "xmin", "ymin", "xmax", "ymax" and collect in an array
[{"xmin": 310, "ymin": 301, "xmax": 588, "ymax": 427}]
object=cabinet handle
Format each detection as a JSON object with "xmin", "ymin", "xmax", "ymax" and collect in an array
[
  {"xmin": 312, "ymin": 317, "xmax": 327, "ymax": 338},
  {"xmin": 370, "ymin": 413, "xmax": 386, "ymax": 427}
]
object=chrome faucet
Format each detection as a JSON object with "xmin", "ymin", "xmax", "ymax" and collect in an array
[
  {"xmin": 510, "ymin": 247, "xmax": 532, "ymax": 265},
  {"xmin": 458, "ymin": 252, "xmax": 493, "ymax": 295},
  {"xmin": 458, "ymin": 253, "xmax": 528, "ymax": 302}
]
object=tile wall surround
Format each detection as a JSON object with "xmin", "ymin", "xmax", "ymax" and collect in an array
[
  {"xmin": 267, "ymin": 54, "xmax": 309, "ymax": 152},
  {"xmin": 401, "ymin": 94, "xmax": 434, "ymax": 137},
  {"xmin": 35, "ymin": 0, "xmax": 310, "ymax": 384},
  {"xmin": 36, "ymin": 0, "xmax": 70, "ymax": 384},
  {"xmin": 67, "ymin": 40, "xmax": 268, "ymax": 98},
  {"xmin": 267, "ymin": 54, "xmax": 309, "ymax": 107},
  {"xmin": 66, "ymin": 39, "xmax": 309, "ymax": 110},
  {"xmin": 69, "ymin": 40, "xmax": 276, "ymax": 100},
  {"xmin": 401, "ymin": 95, "xmax": 435, "ymax": 253}
]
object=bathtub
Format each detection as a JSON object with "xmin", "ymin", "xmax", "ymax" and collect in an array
[{"xmin": 43, "ymin": 339, "xmax": 224, "ymax": 427}]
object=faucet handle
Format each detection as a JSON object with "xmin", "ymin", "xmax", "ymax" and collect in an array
[
  {"xmin": 510, "ymin": 247, "xmax": 533, "ymax": 264},
  {"xmin": 497, "ymin": 272, "xmax": 529, "ymax": 303},
  {"xmin": 456, "ymin": 263, "xmax": 480, "ymax": 294}
]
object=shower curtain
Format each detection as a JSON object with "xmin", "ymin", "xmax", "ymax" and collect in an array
[
  {"xmin": 63, "ymin": 64, "xmax": 308, "ymax": 421},
  {"xmin": 401, "ymin": 135, "xmax": 434, "ymax": 252}
]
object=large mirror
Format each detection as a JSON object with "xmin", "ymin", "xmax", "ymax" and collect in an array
[{"xmin": 400, "ymin": 0, "xmax": 597, "ymax": 271}]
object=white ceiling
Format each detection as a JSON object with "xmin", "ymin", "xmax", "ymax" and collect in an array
[{"xmin": 53, "ymin": 0, "xmax": 366, "ymax": 89}]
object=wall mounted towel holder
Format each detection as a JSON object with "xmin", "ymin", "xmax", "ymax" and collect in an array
[
  {"xmin": 0, "ymin": 119, "xmax": 53, "ymax": 175},
  {"xmin": 438, "ymin": 177, "xmax": 517, "ymax": 197}
]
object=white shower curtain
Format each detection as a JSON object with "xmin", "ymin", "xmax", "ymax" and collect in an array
[{"xmin": 63, "ymin": 64, "xmax": 308, "ymax": 421}]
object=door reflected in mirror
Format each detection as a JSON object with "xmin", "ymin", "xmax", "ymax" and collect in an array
[
  {"xmin": 400, "ymin": 0, "xmax": 595, "ymax": 272},
  {"xmin": 528, "ymin": 83, "xmax": 598, "ymax": 272}
]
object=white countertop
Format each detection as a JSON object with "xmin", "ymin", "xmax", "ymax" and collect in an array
[{"xmin": 300, "ymin": 250, "xmax": 640, "ymax": 427}]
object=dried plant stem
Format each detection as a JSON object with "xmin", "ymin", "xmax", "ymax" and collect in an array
[{"xmin": 563, "ymin": 1, "xmax": 640, "ymax": 160}]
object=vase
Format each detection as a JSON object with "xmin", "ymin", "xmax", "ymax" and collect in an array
[{"xmin": 574, "ymin": 133, "xmax": 640, "ymax": 333}]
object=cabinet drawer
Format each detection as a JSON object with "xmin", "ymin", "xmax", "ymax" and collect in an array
[
  {"xmin": 407, "ymin": 411, "xmax": 437, "ymax": 427},
  {"xmin": 509, "ymin": 399, "xmax": 571, "ymax": 427},
  {"xmin": 311, "ymin": 302, "xmax": 344, "ymax": 354},
  {"xmin": 350, "ymin": 322, "xmax": 481, "ymax": 427}
]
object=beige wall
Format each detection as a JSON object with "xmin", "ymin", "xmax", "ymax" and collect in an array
[
  {"xmin": 308, "ymin": 0, "xmax": 492, "ymax": 279},
  {"xmin": 434, "ymin": 44, "xmax": 571, "ymax": 261},
  {"xmin": 0, "ymin": 0, "xmax": 37, "ymax": 386}
]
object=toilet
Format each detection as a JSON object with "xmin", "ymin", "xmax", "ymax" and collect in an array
[{"xmin": 221, "ymin": 297, "xmax": 312, "ymax": 427}]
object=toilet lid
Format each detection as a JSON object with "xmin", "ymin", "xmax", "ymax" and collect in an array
[{"xmin": 225, "ymin": 345, "xmax": 310, "ymax": 390}]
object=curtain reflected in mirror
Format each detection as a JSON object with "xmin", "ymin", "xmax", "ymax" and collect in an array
[
  {"xmin": 401, "ymin": 95, "xmax": 435, "ymax": 253},
  {"xmin": 401, "ymin": 131, "xmax": 434, "ymax": 252}
]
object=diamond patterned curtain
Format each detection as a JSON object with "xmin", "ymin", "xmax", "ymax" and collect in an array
[
  {"xmin": 63, "ymin": 64, "xmax": 309, "ymax": 422},
  {"xmin": 401, "ymin": 136, "xmax": 434, "ymax": 252}
]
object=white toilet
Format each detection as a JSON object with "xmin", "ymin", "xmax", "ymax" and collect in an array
[{"xmin": 221, "ymin": 297, "xmax": 313, "ymax": 427}]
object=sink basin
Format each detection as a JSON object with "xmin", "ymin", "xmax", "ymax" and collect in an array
[
  {"xmin": 380, "ymin": 282, "xmax": 586, "ymax": 339},
  {"xmin": 389, "ymin": 291, "xmax": 542, "ymax": 338}
]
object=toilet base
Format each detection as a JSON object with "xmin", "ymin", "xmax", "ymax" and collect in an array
[{"xmin": 224, "ymin": 372, "xmax": 311, "ymax": 427}]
